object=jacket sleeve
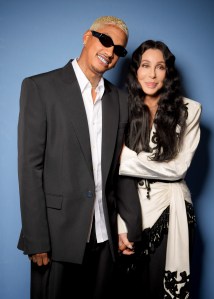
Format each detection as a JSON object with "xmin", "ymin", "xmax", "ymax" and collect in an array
[
  {"xmin": 18, "ymin": 77, "xmax": 51, "ymax": 255},
  {"xmin": 116, "ymin": 176, "xmax": 142, "ymax": 242}
]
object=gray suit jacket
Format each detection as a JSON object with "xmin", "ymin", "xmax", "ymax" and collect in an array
[{"xmin": 17, "ymin": 60, "xmax": 129, "ymax": 263}]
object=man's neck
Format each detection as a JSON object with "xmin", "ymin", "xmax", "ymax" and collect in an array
[{"xmin": 77, "ymin": 57, "xmax": 102, "ymax": 90}]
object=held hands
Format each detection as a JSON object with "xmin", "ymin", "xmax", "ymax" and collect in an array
[
  {"xmin": 118, "ymin": 233, "xmax": 135, "ymax": 255},
  {"xmin": 29, "ymin": 252, "xmax": 50, "ymax": 266}
]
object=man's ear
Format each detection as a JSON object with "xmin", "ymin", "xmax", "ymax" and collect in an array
[{"xmin": 83, "ymin": 30, "xmax": 91, "ymax": 45}]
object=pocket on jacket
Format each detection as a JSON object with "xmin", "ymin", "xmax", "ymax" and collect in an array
[{"xmin": 45, "ymin": 193, "xmax": 63, "ymax": 209}]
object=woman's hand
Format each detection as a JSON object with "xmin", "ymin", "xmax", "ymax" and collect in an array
[{"xmin": 118, "ymin": 233, "xmax": 134, "ymax": 255}]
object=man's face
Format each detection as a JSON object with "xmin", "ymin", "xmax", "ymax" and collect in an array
[{"xmin": 82, "ymin": 25, "xmax": 128, "ymax": 76}]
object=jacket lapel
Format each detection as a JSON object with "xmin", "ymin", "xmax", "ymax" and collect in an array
[
  {"xmin": 60, "ymin": 61, "xmax": 93, "ymax": 176},
  {"xmin": 60, "ymin": 61, "xmax": 120, "ymax": 183},
  {"xmin": 102, "ymin": 82, "xmax": 119, "ymax": 185}
]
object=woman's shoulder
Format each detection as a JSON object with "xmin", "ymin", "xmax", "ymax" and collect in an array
[
  {"xmin": 183, "ymin": 97, "xmax": 202, "ymax": 122},
  {"xmin": 183, "ymin": 97, "xmax": 202, "ymax": 110}
]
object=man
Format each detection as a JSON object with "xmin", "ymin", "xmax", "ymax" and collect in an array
[{"xmin": 17, "ymin": 16, "xmax": 129, "ymax": 299}]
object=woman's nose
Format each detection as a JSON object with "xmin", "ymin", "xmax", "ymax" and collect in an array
[{"xmin": 149, "ymin": 68, "xmax": 156, "ymax": 78}]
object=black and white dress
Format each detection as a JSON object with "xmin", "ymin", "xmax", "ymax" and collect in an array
[{"xmin": 117, "ymin": 98, "xmax": 202, "ymax": 299}]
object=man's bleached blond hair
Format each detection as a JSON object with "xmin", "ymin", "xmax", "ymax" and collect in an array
[{"xmin": 90, "ymin": 16, "xmax": 129, "ymax": 37}]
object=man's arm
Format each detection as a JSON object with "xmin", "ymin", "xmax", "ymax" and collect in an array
[{"xmin": 18, "ymin": 77, "xmax": 50, "ymax": 256}]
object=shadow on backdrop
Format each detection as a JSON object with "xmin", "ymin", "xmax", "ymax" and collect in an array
[
  {"xmin": 186, "ymin": 124, "xmax": 210, "ymax": 299},
  {"xmin": 113, "ymin": 57, "xmax": 131, "ymax": 90}
]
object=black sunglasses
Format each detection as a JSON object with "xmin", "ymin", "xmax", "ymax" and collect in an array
[{"xmin": 91, "ymin": 30, "xmax": 127, "ymax": 57}]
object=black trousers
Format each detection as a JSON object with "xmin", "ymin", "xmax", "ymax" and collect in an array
[{"xmin": 30, "ymin": 226, "xmax": 114, "ymax": 299}]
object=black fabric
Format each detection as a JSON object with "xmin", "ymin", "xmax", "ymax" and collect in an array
[
  {"xmin": 116, "ymin": 176, "xmax": 142, "ymax": 242},
  {"xmin": 30, "ymin": 241, "xmax": 114, "ymax": 299},
  {"xmin": 139, "ymin": 178, "xmax": 183, "ymax": 184},
  {"xmin": 31, "ymin": 262, "xmax": 50, "ymax": 299},
  {"xmin": 115, "ymin": 233, "xmax": 167, "ymax": 299},
  {"xmin": 89, "ymin": 215, "xmax": 97, "ymax": 245},
  {"xmin": 17, "ymin": 61, "xmax": 129, "ymax": 263},
  {"xmin": 115, "ymin": 202, "xmax": 196, "ymax": 299}
]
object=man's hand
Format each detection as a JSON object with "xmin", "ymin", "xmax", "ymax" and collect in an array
[
  {"xmin": 118, "ymin": 233, "xmax": 134, "ymax": 255},
  {"xmin": 29, "ymin": 253, "xmax": 50, "ymax": 266}
]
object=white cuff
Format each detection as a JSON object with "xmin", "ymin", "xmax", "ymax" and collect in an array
[{"xmin": 117, "ymin": 214, "xmax": 128, "ymax": 234}]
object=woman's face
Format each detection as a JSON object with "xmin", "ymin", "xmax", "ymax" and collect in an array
[{"xmin": 137, "ymin": 49, "xmax": 167, "ymax": 97}]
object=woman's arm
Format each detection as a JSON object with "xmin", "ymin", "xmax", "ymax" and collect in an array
[{"xmin": 119, "ymin": 101, "xmax": 202, "ymax": 180}]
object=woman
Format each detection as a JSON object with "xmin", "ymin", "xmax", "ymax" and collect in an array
[{"xmin": 117, "ymin": 40, "xmax": 202, "ymax": 299}]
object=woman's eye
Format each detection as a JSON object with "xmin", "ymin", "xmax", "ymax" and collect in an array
[{"xmin": 157, "ymin": 65, "xmax": 166, "ymax": 70}]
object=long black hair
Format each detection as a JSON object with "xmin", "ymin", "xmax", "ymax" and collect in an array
[{"xmin": 126, "ymin": 40, "xmax": 188, "ymax": 161}]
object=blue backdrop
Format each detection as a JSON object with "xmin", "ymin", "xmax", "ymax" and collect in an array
[{"xmin": 1, "ymin": 0, "xmax": 213, "ymax": 298}]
